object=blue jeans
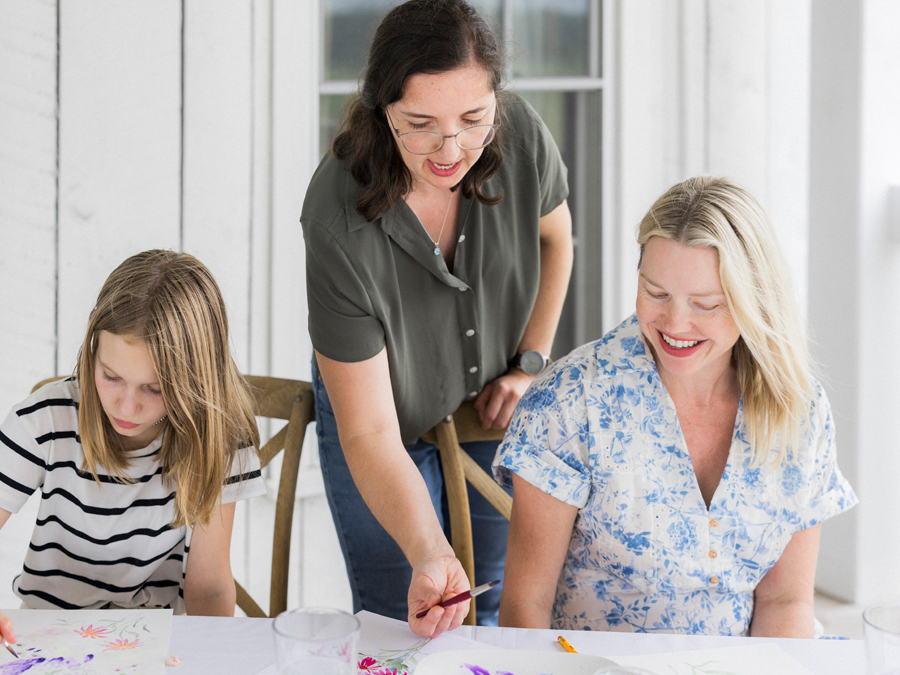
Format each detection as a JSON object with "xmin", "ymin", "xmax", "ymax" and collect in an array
[{"xmin": 312, "ymin": 365, "xmax": 510, "ymax": 625}]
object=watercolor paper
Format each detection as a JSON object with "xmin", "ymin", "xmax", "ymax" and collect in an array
[
  {"xmin": 412, "ymin": 648, "xmax": 617, "ymax": 675},
  {"xmin": 615, "ymin": 642, "xmax": 814, "ymax": 675},
  {"xmin": 354, "ymin": 611, "xmax": 496, "ymax": 675},
  {"xmin": 0, "ymin": 609, "xmax": 172, "ymax": 675}
]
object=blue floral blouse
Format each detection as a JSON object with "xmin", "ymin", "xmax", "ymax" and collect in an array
[{"xmin": 493, "ymin": 315, "xmax": 857, "ymax": 636}]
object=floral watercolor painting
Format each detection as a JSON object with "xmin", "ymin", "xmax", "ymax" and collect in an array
[
  {"xmin": 0, "ymin": 609, "xmax": 172, "ymax": 675},
  {"xmin": 356, "ymin": 636, "xmax": 430, "ymax": 674},
  {"xmin": 354, "ymin": 611, "xmax": 499, "ymax": 675}
]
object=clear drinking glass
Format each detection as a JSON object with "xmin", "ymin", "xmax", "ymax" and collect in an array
[
  {"xmin": 864, "ymin": 604, "xmax": 900, "ymax": 675},
  {"xmin": 273, "ymin": 607, "xmax": 360, "ymax": 675}
]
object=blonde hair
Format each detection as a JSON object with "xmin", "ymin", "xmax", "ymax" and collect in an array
[
  {"xmin": 75, "ymin": 249, "xmax": 260, "ymax": 527},
  {"xmin": 637, "ymin": 176, "xmax": 811, "ymax": 465}
]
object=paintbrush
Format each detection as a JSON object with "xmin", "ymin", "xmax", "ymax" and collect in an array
[
  {"xmin": 2, "ymin": 638, "xmax": 18, "ymax": 659},
  {"xmin": 415, "ymin": 579, "xmax": 500, "ymax": 618}
]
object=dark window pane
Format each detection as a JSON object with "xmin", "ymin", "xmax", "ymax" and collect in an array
[
  {"xmin": 512, "ymin": 0, "xmax": 590, "ymax": 78},
  {"xmin": 320, "ymin": 94, "xmax": 352, "ymax": 156},
  {"xmin": 517, "ymin": 89, "xmax": 603, "ymax": 353}
]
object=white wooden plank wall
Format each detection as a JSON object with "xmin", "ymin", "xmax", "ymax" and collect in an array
[
  {"xmin": 0, "ymin": 0, "xmax": 350, "ymax": 615},
  {"xmin": 0, "ymin": 0, "xmax": 58, "ymax": 415},
  {"xmin": 57, "ymin": 1, "xmax": 182, "ymax": 370},
  {"xmin": 610, "ymin": 0, "xmax": 811, "ymax": 329}
]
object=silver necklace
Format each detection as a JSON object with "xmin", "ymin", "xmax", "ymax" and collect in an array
[{"xmin": 426, "ymin": 190, "xmax": 454, "ymax": 256}]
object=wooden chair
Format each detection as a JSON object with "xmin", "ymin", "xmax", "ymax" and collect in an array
[
  {"xmin": 236, "ymin": 376, "xmax": 315, "ymax": 618},
  {"xmin": 420, "ymin": 401, "xmax": 512, "ymax": 626},
  {"xmin": 31, "ymin": 374, "xmax": 315, "ymax": 619}
]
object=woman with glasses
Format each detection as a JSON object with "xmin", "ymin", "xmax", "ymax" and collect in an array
[{"xmin": 301, "ymin": 0, "xmax": 572, "ymax": 637}]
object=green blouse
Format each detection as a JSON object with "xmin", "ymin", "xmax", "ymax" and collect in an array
[{"xmin": 301, "ymin": 94, "xmax": 568, "ymax": 445}]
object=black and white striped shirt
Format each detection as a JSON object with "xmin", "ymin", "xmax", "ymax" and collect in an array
[{"xmin": 0, "ymin": 378, "xmax": 265, "ymax": 612}]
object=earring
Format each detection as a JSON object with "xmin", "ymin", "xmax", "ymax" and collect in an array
[{"xmin": 152, "ymin": 415, "xmax": 168, "ymax": 427}]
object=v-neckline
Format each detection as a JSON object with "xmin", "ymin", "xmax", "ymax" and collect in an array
[{"xmin": 667, "ymin": 392, "xmax": 744, "ymax": 514}]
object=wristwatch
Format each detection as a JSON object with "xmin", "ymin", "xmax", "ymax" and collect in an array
[{"xmin": 512, "ymin": 350, "xmax": 551, "ymax": 376}]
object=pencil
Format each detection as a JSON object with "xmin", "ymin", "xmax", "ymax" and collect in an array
[{"xmin": 557, "ymin": 635, "xmax": 577, "ymax": 653}]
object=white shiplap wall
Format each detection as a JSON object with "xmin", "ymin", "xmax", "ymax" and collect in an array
[{"xmin": 0, "ymin": 0, "xmax": 350, "ymax": 615}]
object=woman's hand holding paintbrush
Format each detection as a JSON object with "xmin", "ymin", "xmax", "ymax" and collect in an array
[
  {"xmin": 415, "ymin": 580, "xmax": 501, "ymax": 619},
  {"xmin": 407, "ymin": 551, "xmax": 474, "ymax": 638}
]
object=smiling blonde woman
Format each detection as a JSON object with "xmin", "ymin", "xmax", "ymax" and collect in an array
[{"xmin": 494, "ymin": 176, "xmax": 857, "ymax": 637}]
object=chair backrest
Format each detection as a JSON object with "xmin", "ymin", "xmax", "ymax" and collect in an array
[
  {"xmin": 31, "ymin": 374, "xmax": 315, "ymax": 619},
  {"xmin": 237, "ymin": 376, "xmax": 315, "ymax": 618},
  {"xmin": 420, "ymin": 401, "xmax": 512, "ymax": 626}
]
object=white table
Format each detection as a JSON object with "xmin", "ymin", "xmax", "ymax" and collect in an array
[{"xmin": 168, "ymin": 615, "xmax": 865, "ymax": 675}]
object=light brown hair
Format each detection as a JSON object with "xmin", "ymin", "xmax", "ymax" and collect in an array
[{"xmin": 75, "ymin": 249, "xmax": 259, "ymax": 527}]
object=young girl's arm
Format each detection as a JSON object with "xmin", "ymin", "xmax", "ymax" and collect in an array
[
  {"xmin": 183, "ymin": 502, "xmax": 237, "ymax": 616},
  {"xmin": 0, "ymin": 508, "xmax": 17, "ymax": 646}
]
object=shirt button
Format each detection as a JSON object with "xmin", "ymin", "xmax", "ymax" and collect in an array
[
  {"xmin": 468, "ymin": 391, "xmax": 478, "ymax": 399},
  {"xmin": 469, "ymin": 366, "xmax": 478, "ymax": 373},
  {"xmin": 458, "ymin": 235, "xmax": 466, "ymax": 242},
  {"xmin": 458, "ymin": 286, "xmax": 466, "ymax": 291},
  {"xmin": 709, "ymin": 550, "xmax": 718, "ymax": 559},
  {"xmin": 709, "ymin": 518, "xmax": 718, "ymax": 527},
  {"xmin": 710, "ymin": 576, "xmax": 719, "ymax": 585},
  {"xmin": 466, "ymin": 329, "xmax": 475, "ymax": 337}
]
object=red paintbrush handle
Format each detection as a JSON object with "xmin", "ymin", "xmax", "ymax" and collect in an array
[{"xmin": 414, "ymin": 589, "xmax": 472, "ymax": 618}]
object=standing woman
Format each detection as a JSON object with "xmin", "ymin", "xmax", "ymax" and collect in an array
[{"xmin": 301, "ymin": 0, "xmax": 572, "ymax": 636}]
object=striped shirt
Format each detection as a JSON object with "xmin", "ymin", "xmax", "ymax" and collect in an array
[{"xmin": 0, "ymin": 378, "xmax": 266, "ymax": 613}]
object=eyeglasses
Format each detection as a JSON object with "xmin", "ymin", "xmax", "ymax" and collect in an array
[{"xmin": 386, "ymin": 107, "xmax": 500, "ymax": 155}]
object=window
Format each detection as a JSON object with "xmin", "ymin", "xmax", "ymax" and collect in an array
[{"xmin": 320, "ymin": 0, "xmax": 609, "ymax": 353}]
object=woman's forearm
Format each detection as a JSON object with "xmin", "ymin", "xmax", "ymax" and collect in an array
[
  {"xmin": 749, "ymin": 598, "xmax": 815, "ymax": 638},
  {"xmin": 341, "ymin": 425, "xmax": 453, "ymax": 564}
]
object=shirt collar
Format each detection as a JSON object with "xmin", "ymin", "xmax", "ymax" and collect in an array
[{"xmin": 599, "ymin": 314, "xmax": 658, "ymax": 373}]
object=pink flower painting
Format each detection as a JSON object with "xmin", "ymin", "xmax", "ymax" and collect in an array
[
  {"xmin": 74, "ymin": 624, "xmax": 113, "ymax": 639},
  {"xmin": 102, "ymin": 637, "xmax": 143, "ymax": 651}
]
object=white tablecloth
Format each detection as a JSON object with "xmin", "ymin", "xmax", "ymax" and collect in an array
[{"xmin": 168, "ymin": 615, "xmax": 866, "ymax": 675}]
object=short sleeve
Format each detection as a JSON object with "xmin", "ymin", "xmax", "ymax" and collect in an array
[
  {"xmin": 0, "ymin": 398, "xmax": 48, "ymax": 514},
  {"xmin": 515, "ymin": 97, "xmax": 569, "ymax": 217},
  {"xmin": 798, "ymin": 382, "xmax": 858, "ymax": 529},
  {"xmin": 221, "ymin": 444, "xmax": 266, "ymax": 505},
  {"xmin": 302, "ymin": 217, "xmax": 386, "ymax": 363},
  {"xmin": 493, "ymin": 364, "xmax": 591, "ymax": 508}
]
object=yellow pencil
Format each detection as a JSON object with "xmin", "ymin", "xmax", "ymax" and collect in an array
[{"xmin": 557, "ymin": 635, "xmax": 577, "ymax": 653}]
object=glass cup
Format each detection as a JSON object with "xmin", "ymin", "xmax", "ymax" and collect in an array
[
  {"xmin": 864, "ymin": 604, "xmax": 900, "ymax": 675},
  {"xmin": 273, "ymin": 607, "xmax": 360, "ymax": 675}
]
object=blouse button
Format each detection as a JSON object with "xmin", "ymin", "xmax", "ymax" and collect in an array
[
  {"xmin": 709, "ymin": 518, "xmax": 719, "ymax": 527},
  {"xmin": 469, "ymin": 366, "xmax": 478, "ymax": 374},
  {"xmin": 466, "ymin": 329, "xmax": 475, "ymax": 337},
  {"xmin": 709, "ymin": 550, "xmax": 718, "ymax": 559},
  {"xmin": 710, "ymin": 576, "xmax": 719, "ymax": 585},
  {"xmin": 468, "ymin": 391, "xmax": 478, "ymax": 399},
  {"xmin": 458, "ymin": 235, "xmax": 466, "ymax": 242}
]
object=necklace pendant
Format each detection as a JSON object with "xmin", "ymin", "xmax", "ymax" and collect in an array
[{"xmin": 433, "ymin": 246, "xmax": 441, "ymax": 255}]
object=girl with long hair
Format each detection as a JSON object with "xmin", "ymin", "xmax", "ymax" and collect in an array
[{"xmin": 0, "ymin": 250, "xmax": 265, "ymax": 645}]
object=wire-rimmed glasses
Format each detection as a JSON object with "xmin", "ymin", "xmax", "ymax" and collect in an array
[{"xmin": 386, "ymin": 107, "xmax": 500, "ymax": 155}]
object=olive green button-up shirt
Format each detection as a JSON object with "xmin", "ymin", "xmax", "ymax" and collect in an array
[{"xmin": 301, "ymin": 95, "xmax": 568, "ymax": 445}]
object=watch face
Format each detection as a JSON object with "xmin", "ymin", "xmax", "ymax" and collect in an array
[{"xmin": 519, "ymin": 350, "xmax": 546, "ymax": 375}]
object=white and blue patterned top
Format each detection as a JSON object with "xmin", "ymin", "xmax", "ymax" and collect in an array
[{"xmin": 493, "ymin": 315, "xmax": 857, "ymax": 636}]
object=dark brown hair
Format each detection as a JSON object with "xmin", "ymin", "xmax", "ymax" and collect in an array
[{"xmin": 332, "ymin": 0, "xmax": 505, "ymax": 222}]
